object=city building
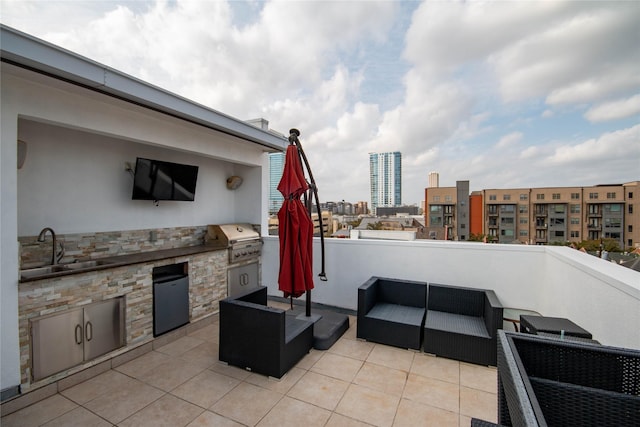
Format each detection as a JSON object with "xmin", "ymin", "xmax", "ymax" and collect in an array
[
  {"xmin": 424, "ymin": 181, "xmax": 470, "ymax": 240},
  {"xmin": 428, "ymin": 171, "xmax": 439, "ymax": 188},
  {"xmin": 423, "ymin": 181, "xmax": 639, "ymax": 248},
  {"xmin": 369, "ymin": 151, "xmax": 402, "ymax": 214},
  {"xmin": 268, "ymin": 152, "xmax": 285, "ymax": 215},
  {"xmin": 376, "ymin": 205, "xmax": 419, "ymax": 216},
  {"xmin": 353, "ymin": 201, "xmax": 369, "ymax": 215}
]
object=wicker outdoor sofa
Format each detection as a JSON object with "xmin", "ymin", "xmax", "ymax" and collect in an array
[
  {"xmin": 498, "ymin": 330, "xmax": 640, "ymax": 426},
  {"xmin": 357, "ymin": 277, "xmax": 503, "ymax": 366}
]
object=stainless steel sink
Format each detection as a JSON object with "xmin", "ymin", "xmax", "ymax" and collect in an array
[
  {"xmin": 20, "ymin": 265, "xmax": 68, "ymax": 279},
  {"xmin": 65, "ymin": 260, "xmax": 112, "ymax": 270},
  {"xmin": 20, "ymin": 259, "xmax": 114, "ymax": 279}
]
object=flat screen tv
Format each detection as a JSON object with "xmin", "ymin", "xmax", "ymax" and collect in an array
[{"xmin": 132, "ymin": 158, "xmax": 199, "ymax": 201}]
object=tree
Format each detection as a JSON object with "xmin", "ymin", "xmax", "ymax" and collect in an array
[
  {"xmin": 576, "ymin": 238, "xmax": 621, "ymax": 253},
  {"xmin": 366, "ymin": 221, "xmax": 384, "ymax": 230},
  {"xmin": 468, "ymin": 233, "xmax": 486, "ymax": 242}
]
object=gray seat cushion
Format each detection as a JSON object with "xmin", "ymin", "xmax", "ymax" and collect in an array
[
  {"xmin": 284, "ymin": 316, "xmax": 313, "ymax": 344},
  {"xmin": 367, "ymin": 303, "xmax": 425, "ymax": 327},
  {"xmin": 426, "ymin": 310, "xmax": 490, "ymax": 338}
]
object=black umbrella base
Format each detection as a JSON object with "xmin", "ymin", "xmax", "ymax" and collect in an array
[{"xmin": 291, "ymin": 308, "xmax": 349, "ymax": 350}]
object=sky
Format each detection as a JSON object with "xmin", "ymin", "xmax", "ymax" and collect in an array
[{"xmin": 1, "ymin": 0, "xmax": 639, "ymax": 206}]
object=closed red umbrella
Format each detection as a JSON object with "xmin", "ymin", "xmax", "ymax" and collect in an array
[{"xmin": 277, "ymin": 143, "xmax": 314, "ymax": 298}]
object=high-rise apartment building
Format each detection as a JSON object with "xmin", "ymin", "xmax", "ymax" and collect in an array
[
  {"xmin": 268, "ymin": 152, "xmax": 285, "ymax": 215},
  {"xmin": 369, "ymin": 152, "xmax": 401, "ymax": 215},
  {"xmin": 423, "ymin": 181, "xmax": 639, "ymax": 248}
]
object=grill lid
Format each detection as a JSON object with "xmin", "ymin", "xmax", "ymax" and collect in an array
[{"xmin": 206, "ymin": 223, "xmax": 260, "ymax": 247}]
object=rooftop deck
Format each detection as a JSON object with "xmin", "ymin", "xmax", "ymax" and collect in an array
[
  {"xmin": 2, "ymin": 237, "xmax": 638, "ymax": 426},
  {"xmin": 1, "ymin": 308, "xmax": 498, "ymax": 427}
]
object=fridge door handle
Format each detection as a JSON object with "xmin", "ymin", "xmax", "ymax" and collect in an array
[
  {"xmin": 85, "ymin": 321, "xmax": 93, "ymax": 342},
  {"xmin": 75, "ymin": 324, "xmax": 83, "ymax": 345}
]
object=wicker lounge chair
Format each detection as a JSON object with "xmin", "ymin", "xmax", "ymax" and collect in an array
[
  {"xmin": 498, "ymin": 331, "xmax": 640, "ymax": 426},
  {"xmin": 219, "ymin": 286, "xmax": 314, "ymax": 378},
  {"xmin": 357, "ymin": 276, "xmax": 428, "ymax": 350},
  {"xmin": 423, "ymin": 284, "xmax": 503, "ymax": 366}
]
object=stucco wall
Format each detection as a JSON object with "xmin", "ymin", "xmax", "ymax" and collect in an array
[
  {"xmin": 262, "ymin": 237, "xmax": 640, "ymax": 349},
  {"xmin": 17, "ymin": 119, "xmax": 258, "ymax": 235}
]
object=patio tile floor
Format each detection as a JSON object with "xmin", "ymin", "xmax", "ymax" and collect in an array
[{"xmin": 1, "ymin": 311, "xmax": 498, "ymax": 427}]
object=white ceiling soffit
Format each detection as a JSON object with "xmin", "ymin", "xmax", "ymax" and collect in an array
[{"xmin": 0, "ymin": 24, "xmax": 287, "ymax": 152}]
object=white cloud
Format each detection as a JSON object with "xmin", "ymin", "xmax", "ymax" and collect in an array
[
  {"xmin": 547, "ymin": 124, "xmax": 640, "ymax": 165},
  {"xmin": 495, "ymin": 132, "xmax": 523, "ymax": 149},
  {"xmin": 585, "ymin": 94, "xmax": 640, "ymax": 123}
]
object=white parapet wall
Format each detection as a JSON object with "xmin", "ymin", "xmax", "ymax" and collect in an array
[{"xmin": 261, "ymin": 236, "xmax": 640, "ymax": 350}]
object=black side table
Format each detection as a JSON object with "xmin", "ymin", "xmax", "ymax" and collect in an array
[{"xmin": 520, "ymin": 315, "xmax": 592, "ymax": 339}]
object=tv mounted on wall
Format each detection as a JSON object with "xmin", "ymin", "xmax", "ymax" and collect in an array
[{"xmin": 132, "ymin": 157, "xmax": 199, "ymax": 201}]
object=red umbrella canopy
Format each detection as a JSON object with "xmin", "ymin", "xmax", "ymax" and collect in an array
[{"xmin": 277, "ymin": 145, "xmax": 314, "ymax": 298}]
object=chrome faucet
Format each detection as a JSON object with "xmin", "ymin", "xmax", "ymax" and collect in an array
[{"xmin": 37, "ymin": 227, "xmax": 64, "ymax": 265}]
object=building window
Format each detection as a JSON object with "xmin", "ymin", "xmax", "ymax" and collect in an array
[
  {"xmin": 629, "ymin": 192, "xmax": 633, "ymax": 199},
  {"xmin": 571, "ymin": 217, "xmax": 580, "ymax": 225},
  {"xmin": 520, "ymin": 230, "xmax": 528, "ymax": 236},
  {"xmin": 489, "ymin": 194, "xmax": 496, "ymax": 201},
  {"xmin": 589, "ymin": 192, "xmax": 598, "ymax": 199},
  {"xmin": 520, "ymin": 194, "xmax": 528, "ymax": 201},
  {"xmin": 433, "ymin": 196, "xmax": 440, "ymax": 202},
  {"xmin": 445, "ymin": 195, "xmax": 452, "ymax": 202},
  {"xmin": 629, "ymin": 225, "xmax": 633, "ymax": 233},
  {"xmin": 536, "ymin": 194, "xmax": 545, "ymax": 200},
  {"xmin": 607, "ymin": 192, "xmax": 616, "ymax": 199},
  {"xmin": 553, "ymin": 204, "xmax": 565, "ymax": 213},
  {"xmin": 570, "ymin": 231, "xmax": 580, "ymax": 238},
  {"xmin": 501, "ymin": 229, "xmax": 514, "ymax": 237},
  {"xmin": 554, "ymin": 231, "xmax": 565, "ymax": 237},
  {"xmin": 503, "ymin": 194, "xmax": 511, "ymax": 201},
  {"xmin": 552, "ymin": 193, "xmax": 561, "ymax": 200},
  {"xmin": 461, "ymin": 224, "xmax": 466, "ymax": 229},
  {"xmin": 501, "ymin": 217, "xmax": 514, "ymax": 225},
  {"xmin": 571, "ymin": 193, "xmax": 580, "ymax": 199},
  {"xmin": 519, "ymin": 205, "xmax": 528, "ymax": 214},
  {"xmin": 520, "ymin": 218, "xmax": 528, "ymax": 224},
  {"xmin": 570, "ymin": 204, "xmax": 580, "ymax": 213},
  {"xmin": 488, "ymin": 205, "xmax": 498, "ymax": 214},
  {"xmin": 630, "ymin": 204, "xmax": 633, "ymax": 214}
]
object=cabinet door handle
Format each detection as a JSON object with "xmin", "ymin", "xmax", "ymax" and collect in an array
[
  {"xmin": 75, "ymin": 324, "xmax": 83, "ymax": 345},
  {"xmin": 240, "ymin": 273, "xmax": 249, "ymax": 286},
  {"xmin": 85, "ymin": 321, "xmax": 93, "ymax": 342}
]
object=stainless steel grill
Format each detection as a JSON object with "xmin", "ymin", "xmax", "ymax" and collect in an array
[{"xmin": 206, "ymin": 223, "xmax": 262, "ymax": 264}]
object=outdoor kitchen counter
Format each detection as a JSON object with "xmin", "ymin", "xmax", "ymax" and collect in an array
[{"xmin": 19, "ymin": 244, "xmax": 228, "ymax": 283}]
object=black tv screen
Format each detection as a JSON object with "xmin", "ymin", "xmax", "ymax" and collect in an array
[{"xmin": 132, "ymin": 158, "xmax": 199, "ymax": 201}]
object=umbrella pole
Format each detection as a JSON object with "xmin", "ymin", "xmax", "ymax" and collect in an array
[
  {"xmin": 288, "ymin": 129, "xmax": 327, "ymax": 318},
  {"xmin": 289, "ymin": 129, "xmax": 327, "ymax": 281}
]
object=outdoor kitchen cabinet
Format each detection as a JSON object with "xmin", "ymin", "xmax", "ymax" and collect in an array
[{"xmin": 30, "ymin": 297, "xmax": 124, "ymax": 381}]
